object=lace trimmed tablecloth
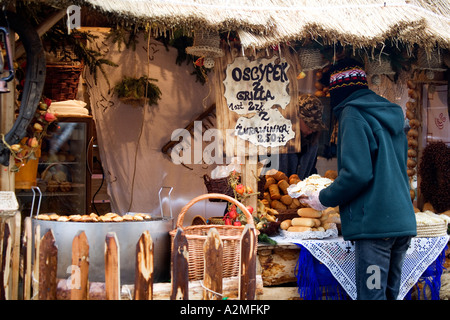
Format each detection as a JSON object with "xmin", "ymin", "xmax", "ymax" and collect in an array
[{"xmin": 269, "ymin": 234, "xmax": 449, "ymax": 300}]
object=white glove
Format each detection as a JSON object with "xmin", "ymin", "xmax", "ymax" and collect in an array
[{"xmin": 301, "ymin": 191, "xmax": 328, "ymax": 211}]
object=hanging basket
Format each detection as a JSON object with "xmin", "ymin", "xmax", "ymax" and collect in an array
[
  {"xmin": 298, "ymin": 48, "xmax": 327, "ymax": 72},
  {"xmin": 186, "ymin": 29, "xmax": 224, "ymax": 68},
  {"xmin": 366, "ymin": 58, "xmax": 395, "ymax": 76},
  {"xmin": 43, "ymin": 63, "xmax": 84, "ymax": 101}
]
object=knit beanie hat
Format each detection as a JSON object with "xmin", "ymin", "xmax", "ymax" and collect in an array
[
  {"xmin": 297, "ymin": 94, "xmax": 326, "ymax": 131},
  {"xmin": 320, "ymin": 58, "xmax": 368, "ymax": 108}
]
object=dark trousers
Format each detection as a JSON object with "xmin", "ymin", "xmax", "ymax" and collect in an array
[{"xmin": 355, "ymin": 236, "xmax": 412, "ymax": 300}]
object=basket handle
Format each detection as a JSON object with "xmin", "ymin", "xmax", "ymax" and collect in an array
[{"xmin": 176, "ymin": 193, "xmax": 254, "ymax": 228}]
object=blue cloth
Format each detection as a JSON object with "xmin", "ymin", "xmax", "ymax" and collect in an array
[
  {"xmin": 295, "ymin": 243, "xmax": 448, "ymax": 300},
  {"xmin": 295, "ymin": 244, "xmax": 350, "ymax": 300},
  {"xmin": 404, "ymin": 244, "xmax": 448, "ymax": 300}
]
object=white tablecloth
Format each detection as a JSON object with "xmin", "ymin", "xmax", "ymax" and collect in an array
[{"xmin": 269, "ymin": 234, "xmax": 449, "ymax": 300}]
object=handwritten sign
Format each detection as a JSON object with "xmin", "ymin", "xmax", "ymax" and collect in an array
[
  {"xmin": 223, "ymin": 56, "xmax": 295, "ymax": 148},
  {"xmin": 223, "ymin": 56, "xmax": 291, "ymax": 115},
  {"xmin": 235, "ymin": 108, "xmax": 295, "ymax": 148}
]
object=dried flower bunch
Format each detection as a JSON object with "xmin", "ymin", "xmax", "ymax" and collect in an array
[{"xmin": 2, "ymin": 98, "xmax": 57, "ymax": 172}]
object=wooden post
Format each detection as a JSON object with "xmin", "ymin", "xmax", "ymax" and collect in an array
[
  {"xmin": 32, "ymin": 224, "xmax": 40, "ymax": 299},
  {"xmin": 243, "ymin": 159, "xmax": 258, "ymax": 215},
  {"xmin": 203, "ymin": 228, "xmax": 223, "ymax": 300},
  {"xmin": 70, "ymin": 231, "xmax": 89, "ymax": 300},
  {"xmin": 10, "ymin": 212, "xmax": 21, "ymax": 299},
  {"xmin": 0, "ymin": 25, "xmax": 16, "ymax": 191},
  {"xmin": 105, "ymin": 232, "xmax": 120, "ymax": 300},
  {"xmin": 134, "ymin": 230, "xmax": 154, "ymax": 300},
  {"xmin": 22, "ymin": 217, "xmax": 32, "ymax": 300},
  {"xmin": 0, "ymin": 221, "xmax": 11, "ymax": 299},
  {"xmin": 170, "ymin": 228, "xmax": 189, "ymax": 300},
  {"xmin": 38, "ymin": 230, "xmax": 58, "ymax": 300},
  {"xmin": 239, "ymin": 224, "xmax": 257, "ymax": 300}
]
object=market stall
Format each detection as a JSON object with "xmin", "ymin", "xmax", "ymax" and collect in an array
[{"xmin": 0, "ymin": 0, "xmax": 449, "ymax": 301}]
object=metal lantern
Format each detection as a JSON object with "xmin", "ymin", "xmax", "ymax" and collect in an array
[{"xmin": 186, "ymin": 29, "xmax": 224, "ymax": 69}]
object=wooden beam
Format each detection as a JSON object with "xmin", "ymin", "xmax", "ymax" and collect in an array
[{"xmin": 14, "ymin": 9, "xmax": 66, "ymax": 60}]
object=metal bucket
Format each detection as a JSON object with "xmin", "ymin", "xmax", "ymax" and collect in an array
[{"xmin": 31, "ymin": 187, "xmax": 174, "ymax": 284}]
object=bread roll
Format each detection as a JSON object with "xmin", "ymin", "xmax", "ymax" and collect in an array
[
  {"xmin": 280, "ymin": 194, "xmax": 293, "ymax": 206},
  {"xmin": 325, "ymin": 215, "xmax": 341, "ymax": 224},
  {"xmin": 280, "ymin": 219, "xmax": 292, "ymax": 230},
  {"xmin": 273, "ymin": 171, "xmax": 288, "ymax": 181},
  {"xmin": 289, "ymin": 174, "xmax": 301, "ymax": 185},
  {"xmin": 323, "ymin": 222, "xmax": 336, "ymax": 230},
  {"xmin": 37, "ymin": 214, "xmax": 50, "ymax": 221},
  {"xmin": 292, "ymin": 198, "xmax": 301, "ymax": 208},
  {"xmin": 70, "ymin": 215, "xmax": 82, "ymax": 222},
  {"xmin": 269, "ymin": 184, "xmax": 281, "ymax": 200},
  {"xmin": 123, "ymin": 214, "xmax": 134, "ymax": 221},
  {"xmin": 278, "ymin": 180, "xmax": 290, "ymax": 194},
  {"xmin": 291, "ymin": 217, "xmax": 317, "ymax": 227},
  {"xmin": 297, "ymin": 207, "xmax": 322, "ymax": 218},
  {"xmin": 264, "ymin": 177, "xmax": 276, "ymax": 189},
  {"xmin": 287, "ymin": 226, "xmax": 313, "ymax": 232},
  {"xmin": 271, "ymin": 200, "xmax": 287, "ymax": 210},
  {"xmin": 319, "ymin": 211, "xmax": 329, "ymax": 222},
  {"xmin": 288, "ymin": 201, "xmax": 299, "ymax": 209}
]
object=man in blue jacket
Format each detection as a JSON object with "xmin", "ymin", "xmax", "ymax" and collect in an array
[{"xmin": 303, "ymin": 57, "xmax": 417, "ymax": 300}]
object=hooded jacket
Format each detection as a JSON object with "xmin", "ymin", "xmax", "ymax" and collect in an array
[{"xmin": 319, "ymin": 89, "xmax": 417, "ymax": 240}]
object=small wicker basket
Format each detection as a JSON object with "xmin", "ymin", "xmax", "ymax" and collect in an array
[
  {"xmin": 203, "ymin": 174, "xmax": 236, "ymax": 201},
  {"xmin": 298, "ymin": 48, "xmax": 327, "ymax": 72},
  {"xmin": 43, "ymin": 63, "xmax": 84, "ymax": 101},
  {"xmin": 169, "ymin": 193, "xmax": 257, "ymax": 281}
]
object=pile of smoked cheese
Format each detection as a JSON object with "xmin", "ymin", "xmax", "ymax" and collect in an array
[{"xmin": 280, "ymin": 207, "xmax": 340, "ymax": 233}]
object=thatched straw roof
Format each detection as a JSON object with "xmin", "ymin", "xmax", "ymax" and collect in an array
[{"xmin": 44, "ymin": 0, "xmax": 450, "ymax": 50}]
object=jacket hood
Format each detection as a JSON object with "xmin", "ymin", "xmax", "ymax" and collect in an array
[{"xmin": 333, "ymin": 89, "xmax": 405, "ymax": 135}]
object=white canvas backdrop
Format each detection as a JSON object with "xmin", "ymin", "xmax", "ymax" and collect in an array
[{"xmin": 83, "ymin": 31, "xmax": 225, "ymax": 224}]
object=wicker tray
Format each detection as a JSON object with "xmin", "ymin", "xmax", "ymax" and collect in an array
[
  {"xmin": 416, "ymin": 222, "xmax": 448, "ymax": 238},
  {"xmin": 169, "ymin": 193, "xmax": 257, "ymax": 281}
]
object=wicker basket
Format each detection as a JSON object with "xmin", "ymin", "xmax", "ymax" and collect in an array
[
  {"xmin": 43, "ymin": 63, "xmax": 84, "ymax": 101},
  {"xmin": 416, "ymin": 222, "xmax": 448, "ymax": 238},
  {"xmin": 203, "ymin": 174, "xmax": 265, "ymax": 201},
  {"xmin": 298, "ymin": 48, "xmax": 327, "ymax": 72},
  {"xmin": 203, "ymin": 174, "xmax": 236, "ymax": 201},
  {"xmin": 169, "ymin": 193, "xmax": 257, "ymax": 281}
]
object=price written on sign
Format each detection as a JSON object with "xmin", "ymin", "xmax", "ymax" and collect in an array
[
  {"xmin": 223, "ymin": 56, "xmax": 295, "ymax": 148},
  {"xmin": 234, "ymin": 108, "xmax": 295, "ymax": 148}
]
